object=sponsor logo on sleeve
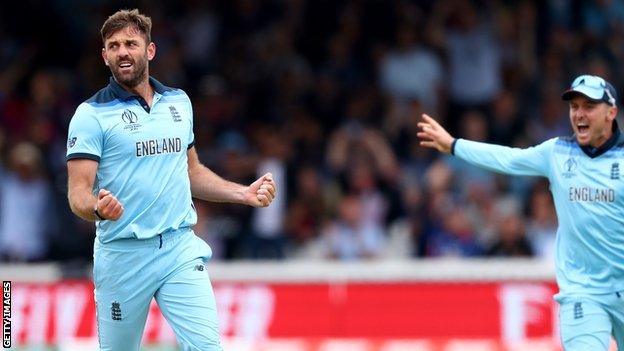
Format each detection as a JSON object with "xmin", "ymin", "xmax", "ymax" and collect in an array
[{"xmin": 67, "ymin": 137, "xmax": 77, "ymax": 149}]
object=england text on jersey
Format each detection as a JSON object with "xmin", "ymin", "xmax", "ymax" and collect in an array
[
  {"xmin": 135, "ymin": 138, "xmax": 182, "ymax": 157},
  {"xmin": 568, "ymin": 187, "xmax": 616, "ymax": 202}
]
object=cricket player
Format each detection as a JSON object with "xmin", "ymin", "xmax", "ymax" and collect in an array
[
  {"xmin": 418, "ymin": 74, "xmax": 624, "ymax": 350},
  {"xmin": 66, "ymin": 9, "xmax": 276, "ymax": 351}
]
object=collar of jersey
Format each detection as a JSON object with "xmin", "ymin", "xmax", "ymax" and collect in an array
[
  {"xmin": 108, "ymin": 76, "xmax": 169, "ymax": 100},
  {"xmin": 579, "ymin": 120, "xmax": 623, "ymax": 158}
]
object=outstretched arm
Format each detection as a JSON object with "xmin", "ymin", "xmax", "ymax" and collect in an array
[
  {"xmin": 417, "ymin": 113, "xmax": 551, "ymax": 177},
  {"xmin": 417, "ymin": 114, "xmax": 456, "ymax": 154},
  {"xmin": 187, "ymin": 147, "xmax": 276, "ymax": 207}
]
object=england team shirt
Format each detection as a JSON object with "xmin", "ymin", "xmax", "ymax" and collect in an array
[
  {"xmin": 453, "ymin": 126, "xmax": 624, "ymax": 295},
  {"xmin": 66, "ymin": 77, "xmax": 197, "ymax": 243}
]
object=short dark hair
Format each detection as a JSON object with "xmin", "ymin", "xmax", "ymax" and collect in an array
[{"xmin": 100, "ymin": 9, "xmax": 152, "ymax": 44}]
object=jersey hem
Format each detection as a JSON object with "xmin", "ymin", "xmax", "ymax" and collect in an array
[{"xmin": 66, "ymin": 153, "xmax": 101, "ymax": 162}]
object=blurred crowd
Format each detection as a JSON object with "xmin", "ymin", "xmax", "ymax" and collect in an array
[{"xmin": 1, "ymin": 0, "xmax": 622, "ymax": 262}]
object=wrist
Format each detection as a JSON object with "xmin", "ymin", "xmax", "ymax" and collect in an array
[
  {"xmin": 93, "ymin": 207, "xmax": 105, "ymax": 220},
  {"xmin": 450, "ymin": 138, "xmax": 458, "ymax": 155},
  {"xmin": 239, "ymin": 186, "xmax": 252, "ymax": 205}
]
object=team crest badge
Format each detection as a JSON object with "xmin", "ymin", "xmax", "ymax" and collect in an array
[
  {"xmin": 169, "ymin": 105, "xmax": 182, "ymax": 122},
  {"xmin": 611, "ymin": 162, "xmax": 620, "ymax": 180}
]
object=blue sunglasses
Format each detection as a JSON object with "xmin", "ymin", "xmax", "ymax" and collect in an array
[{"xmin": 569, "ymin": 75, "xmax": 616, "ymax": 106}]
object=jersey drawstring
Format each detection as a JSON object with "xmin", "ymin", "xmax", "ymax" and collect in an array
[{"xmin": 158, "ymin": 234, "xmax": 162, "ymax": 249}]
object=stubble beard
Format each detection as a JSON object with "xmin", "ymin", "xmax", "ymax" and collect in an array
[{"xmin": 111, "ymin": 57, "xmax": 148, "ymax": 88}]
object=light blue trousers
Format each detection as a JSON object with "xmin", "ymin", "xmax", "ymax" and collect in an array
[
  {"xmin": 93, "ymin": 228, "xmax": 221, "ymax": 351},
  {"xmin": 557, "ymin": 292, "xmax": 624, "ymax": 351}
]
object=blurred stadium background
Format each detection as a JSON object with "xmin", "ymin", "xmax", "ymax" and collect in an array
[{"xmin": 1, "ymin": 0, "xmax": 623, "ymax": 350}]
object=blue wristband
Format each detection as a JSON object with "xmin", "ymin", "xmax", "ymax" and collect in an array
[{"xmin": 450, "ymin": 139, "xmax": 458, "ymax": 155}]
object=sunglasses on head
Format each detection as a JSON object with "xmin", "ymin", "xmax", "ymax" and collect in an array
[
  {"xmin": 571, "ymin": 75, "xmax": 606, "ymax": 89},
  {"xmin": 570, "ymin": 75, "xmax": 616, "ymax": 105}
]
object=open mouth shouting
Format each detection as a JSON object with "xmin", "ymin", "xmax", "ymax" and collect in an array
[
  {"xmin": 576, "ymin": 122, "xmax": 589, "ymax": 137},
  {"xmin": 118, "ymin": 60, "xmax": 134, "ymax": 73}
]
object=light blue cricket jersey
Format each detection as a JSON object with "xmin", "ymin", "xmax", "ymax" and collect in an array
[
  {"xmin": 66, "ymin": 77, "xmax": 197, "ymax": 243},
  {"xmin": 453, "ymin": 124, "xmax": 624, "ymax": 295}
]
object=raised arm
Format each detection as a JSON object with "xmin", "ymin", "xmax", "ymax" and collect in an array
[
  {"xmin": 418, "ymin": 113, "xmax": 551, "ymax": 177},
  {"xmin": 187, "ymin": 146, "xmax": 276, "ymax": 207},
  {"xmin": 67, "ymin": 159, "xmax": 123, "ymax": 221},
  {"xmin": 417, "ymin": 113, "xmax": 456, "ymax": 153}
]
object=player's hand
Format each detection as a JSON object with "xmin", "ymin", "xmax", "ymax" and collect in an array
[
  {"xmin": 245, "ymin": 173, "xmax": 277, "ymax": 207},
  {"xmin": 417, "ymin": 113, "xmax": 456, "ymax": 154},
  {"xmin": 96, "ymin": 189, "xmax": 124, "ymax": 220}
]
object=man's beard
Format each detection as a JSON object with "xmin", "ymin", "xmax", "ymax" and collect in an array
[{"xmin": 111, "ymin": 57, "xmax": 147, "ymax": 88}]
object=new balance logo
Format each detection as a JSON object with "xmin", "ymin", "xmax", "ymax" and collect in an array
[
  {"xmin": 194, "ymin": 264, "xmax": 205, "ymax": 272},
  {"xmin": 573, "ymin": 302, "xmax": 583, "ymax": 319},
  {"xmin": 111, "ymin": 301, "xmax": 122, "ymax": 321}
]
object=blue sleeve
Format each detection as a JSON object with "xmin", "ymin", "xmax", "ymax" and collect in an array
[
  {"xmin": 185, "ymin": 94, "xmax": 195, "ymax": 149},
  {"xmin": 66, "ymin": 103, "xmax": 103, "ymax": 162},
  {"xmin": 453, "ymin": 138, "xmax": 556, "ymax": 177}
]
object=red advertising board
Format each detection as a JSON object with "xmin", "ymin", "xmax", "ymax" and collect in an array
[{"xmin": 8, "ymin": 281, "xmax": 559, "ymax": 345}]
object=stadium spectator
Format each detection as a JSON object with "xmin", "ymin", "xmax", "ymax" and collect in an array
[
  {"xmin": 427, "ymin": 205, "xmax": 483, "ymax": 257},
  {"xmin": 526, "ymin": 86, "xmax": 570, "ymax": 143},
  {"xmin": 525, "ymin": 181, "xmax": 558, "ymax": 260},
  {"xmin": 489, "ymin": 89, "xmax": 525, "ymax": 146},
  {"xmin": 431, "ymin": 0, "xmax": 503, "ymax": 132},
  {"xmin": 379, "ymin": 23, "xmax": 444, "ymax": 114},
  {"xmin": 0, "ymin": 142, "xmax": 53, "ymax": 261},
  {"xmin": 320, "ymin": 194, "xmax": 386, "ymax": 260},
  {"xmin": 485, "ymin": 199, "xmax": 534, "ymax": 257},
  {"xmin": 285, "ymin": 165, "xmax": 326, "ymax": 249},
  {"xmin": 0, "ymin": 0, "xmax": 623, "ymax": 262},
  {"xmin": 249, "ymin": 126, "xmax": 290, "ymax": 259}
]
